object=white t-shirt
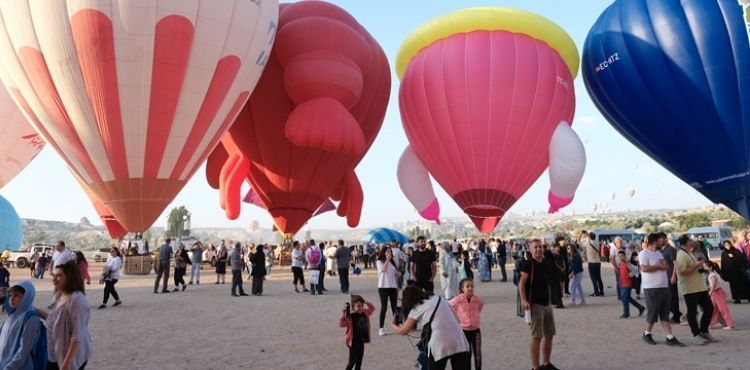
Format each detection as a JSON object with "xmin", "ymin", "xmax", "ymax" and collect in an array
[
  {"xmin": 408, "ymin": 295, "xmax": 470, "ymax": 361},
  {"xmin": 638, "ymin": 249, "xmax": 668, "ymax": 289},
  {"xmin": 610, "ymin": 244, "xmax": 621, "ymax": 265},
  {"xmin": 376, "ymin": 260, "xmax": 398, "ymax": 288},
  {"xmin": 391, "ymin": 247, "xmax": 405, "ymax": 270},
  {"xmin": 291, "ymin": 249, "xmax": 304, "ymax": 268},
  {"xmin": 106, "ymin": 256, "xmax": 122, "ymax": 280},
  {"xmin": 52, "ymin": 249, "xmax": 75, "ymax": 270}
]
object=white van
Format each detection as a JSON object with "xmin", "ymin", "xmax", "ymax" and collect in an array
[
  {"xmin": 591, "ymin": 229, "xmax": 640, "ymax": 245},
  {"xmin": 686, "ymin": 226, "xmax": 732, "ymax": 250}
]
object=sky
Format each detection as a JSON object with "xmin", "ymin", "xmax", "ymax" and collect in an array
[{"xmin": 0, "ymin": 0, "xmax": 718, "ymax": 233}]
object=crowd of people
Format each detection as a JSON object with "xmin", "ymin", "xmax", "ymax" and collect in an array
[{"xmin": 1, "ymin": 227, "xmax": 750, "ymax": 370}]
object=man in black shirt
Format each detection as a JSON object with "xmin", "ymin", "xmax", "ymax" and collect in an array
[
  {"xmin": 498, "ymin": 240, "xmax": 508, "ymax": 282},
  {"xmin": 409, "ymin": 236, "xmax": 437, "ymax": 294},
  {"xmin": 519, "ymin": 239, "xmax": 559, "ymax": 370}
]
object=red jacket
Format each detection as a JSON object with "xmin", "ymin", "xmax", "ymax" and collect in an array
[
  {"xmin": 339, "ymin": 302, "xmax": 375, "ymax": 347},
  {"xmin": 619, "ymin": 262, "xmax": 632, "ymax": 289}
]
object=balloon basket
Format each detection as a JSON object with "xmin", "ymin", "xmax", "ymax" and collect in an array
[{"xmin": 123, "ymin": 255, "xmax": 154, "ymax": 275}]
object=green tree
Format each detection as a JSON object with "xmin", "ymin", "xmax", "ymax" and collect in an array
[
  {"xmin": 674, "ymin": 213, "xmax": 711, "ymax": 230},
  {"xmin": 167, "ymin": 206, "xmax": 189, "ymax": 238}
]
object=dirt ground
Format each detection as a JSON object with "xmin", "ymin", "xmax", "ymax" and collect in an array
[{"xmin": 1, "ymin": 261, "xmax": 748, "ymax": 370}]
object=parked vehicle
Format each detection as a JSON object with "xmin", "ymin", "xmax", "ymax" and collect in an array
[
  {"xmin": 92, "ymin": 248, "xmax": 111, "ymax": 263},
  {"xmin": 6, "ymin": 244, "xmax": 54, "ymax": 268},
  {"xmin": 686, "ymin": 226, "xmax": 733, "ymax": 250}
]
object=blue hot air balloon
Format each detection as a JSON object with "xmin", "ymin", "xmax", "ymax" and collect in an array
[
  {"xmin": 362, "ymin": 227, "xmax": 409, "ymax": 245},
  {"xmin": 583, "ymin": 0, "xmax": 750, "ymax": 218},
  {"xmin": 0, "ymin": 195, "xmax": 22, "ymax": 251}
]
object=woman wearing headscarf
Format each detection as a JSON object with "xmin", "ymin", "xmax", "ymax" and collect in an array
[
  {"xmin": 720, "ymin": 240, "xmax": 750, "ymax": 303},
  {"xmin": 0, "ymin": 280, "xmax": 42, "ymax": 369},
  {"xmin": 477, "ymin": 240, "xmax": 491, "ymax": 282},
  {"xmin": 439, "ymin": 242, "xmax": 459, "ymax": 299},
  {"xmin": 250, "ymin": 244, "xmax": 267, "ymax": 295}
]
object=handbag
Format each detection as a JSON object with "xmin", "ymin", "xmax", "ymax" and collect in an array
[{"xmin": 416, "ymin": 297, "xmax": 441, "ymax": 369}]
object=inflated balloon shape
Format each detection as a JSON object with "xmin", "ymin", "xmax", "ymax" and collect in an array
[
  {"xmin": 548, "ymin": 122, "xmax": 586, "ymax": 213},
  {"xmin": 583, "ymin": 0, "xmax": 750, "ymax": 219},
  {"xmin": 397, "ymin": 145, "xmax": 440, "ymax": 224},
  {"xmin": 0, "ymin": 0, "xmax": 278, "ymax": 231},
  {"xmin": 74, "ymin": 173, "xmax": 127, "ymax": 240},
  {"xmin": 397, "ymin": 8, "xmax": 584, "ymax": 233},
  {"xmin": 207, "ymin": 1, "xmax": 390, "ymax": 237},
  {"xmin": 362, "ymin": 227, "xmax": 409, "ymax": 245},
  {"xmin": 0, "ymin": 194, "xmax": 22, "ymax": 251},
  {"xmin": 0, "ymin": 84, "xmax": 43, "ymax": 189}
]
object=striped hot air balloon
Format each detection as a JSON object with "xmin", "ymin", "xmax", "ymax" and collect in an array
[
  {"xmin": 0, "ymin": 0, "xmax": 278, "ymax": 231},
  {"xmin": 0, "ymin": 83, "xmax": 43, "ymax": 189}
]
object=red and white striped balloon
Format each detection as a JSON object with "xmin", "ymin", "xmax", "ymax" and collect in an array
[
  {"xmin": 0, "ymin": 0, "xmax": 278, "ymax": 231},
  {"xmin": 0, "ymin": 82, "xmax": 43, "ymax": 189}
]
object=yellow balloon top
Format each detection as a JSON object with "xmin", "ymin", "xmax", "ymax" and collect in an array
[{"xmin": 396, "ymin": 7, "xmax": 579, "ymax": 80}]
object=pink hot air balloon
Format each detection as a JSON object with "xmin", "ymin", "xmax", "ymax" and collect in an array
[
  {"xmin": 397, "ymin": 145, "xmax": 440, "ymax": 223},
  {"xmin": 548, "ymin": 122, "xmax": 586, "ymax": 213},
  {"xmin": 396, "ymin": 8, "xmax": 583, "ymax": 233},
  {"xmin": 0, "ymin": 84, "xmax": 43, "ymax": 189}
]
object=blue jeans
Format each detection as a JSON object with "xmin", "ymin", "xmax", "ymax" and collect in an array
[
  {"xmin": 620, "ymin": 287, "xmax": 643, "ymax": 316},
  {"xmin": 190, "ymin": 262, "xmax": 201, "ymax": 283}
]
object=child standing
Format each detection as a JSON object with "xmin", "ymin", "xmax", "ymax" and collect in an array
[
  {"xmin": 618, "ymin": 250, "xmax": 645, "ymax": 318},
  {"xmin": 706, "ymin": 261, "xmax": 735, "ymax": 330},
  {"xmin": 0, "ymin": 281, "xmax": 44, "ymax": 369},
  {"xmin": 339, "ymin": 295, "xmax": 375, "ymax": 370},
  {"xmin": 449, "ymin": 279, "xmax": 484, "ymax": 370}
]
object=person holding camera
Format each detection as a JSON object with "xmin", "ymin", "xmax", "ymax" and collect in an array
[
  {"xmin": 676, "ymin": 236, "xmax": 715, "ymax": 344},
  {"xmin": 339, "ymin": 295, "xmax": 375, "ymax": 370}
]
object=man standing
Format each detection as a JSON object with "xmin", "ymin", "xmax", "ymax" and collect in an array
[
  {"xmin": 638, "ymin": 234, "xmax": 684, "ymax": 346},
  {"xmin": 291, "ymin": 241, "xmax": 308, "ymax": 293},
  {"xmin": 230, "ymin": 242, "xmax": 248, "ymax": 296},
  {"xmin": 676, "ymin": 236, "xmax": 715, "ymax": 344},
  {"xmin": 410, "ymin": 236, "xmax": 437, "ymax": 294},
  {"xmin": 519, "ymin": 239, "xmax": 559, "ymax": 370},
  {"xmin": 154, "ymin": 238, "xmax": 173, "ymax": 294},
  {"xmin": 498, "ymin": 240, "xmax": 508, "ymax": 282},
  {"xmin": 50, "ymin": 241, "xmax": 75, "ymax": 274},
  {"xmin": 584, "ymin": 232, "xmax": 604, "ymax": 296},
  {"xmin": 335, "ymin": 240, "xmax": 351, "ymax": 293},
  {"xmin": 189, "ymin": 241, "xmax": 203, "ymax": 285},
  {"xmin": 305, "ymin": 241, "xmax": 322, "ymax": 295},
  {"xmin": 659, "ymin": 232, "xmax": 682, "ymax": 323}
]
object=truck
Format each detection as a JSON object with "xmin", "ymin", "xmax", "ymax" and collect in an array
[{"xmin": 5, "ymin": 244, "xmax": 55, "ymax": 268}]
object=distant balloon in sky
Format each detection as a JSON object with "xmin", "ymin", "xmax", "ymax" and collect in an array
[
  {"xmin": 626, "ymin": 187, "xmax": 636, "ymax": 198},
  {"xmin": 207, "ymin": 1, "xmax": 390, "ymax": 237},
  {"xmin": 0, "ymin": 0, "xmax": 278, "ymax": 231},
  {"xmin": 0, "ymin": 84, "xmax": 43, "ymax": 189},
  {"xmin": 583, "ymin": 0, "xmax": 750, "ymax": 220},
  {"xmin": 0, "ymin": 194, "xmax": 22, "ymax": 251},
  {"xmin": 397, "ymin": 7, "xmax": 582, "ymax": 233},
  {"xmin": 609, "ymin": 192, "xmax": 616, "ymax": 201}
]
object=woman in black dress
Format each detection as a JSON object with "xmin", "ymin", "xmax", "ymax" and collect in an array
[{"xmin": 720, "ymin": 240, "xmax": 750, "ymax": 303}]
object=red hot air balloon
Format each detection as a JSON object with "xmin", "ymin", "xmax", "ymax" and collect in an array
[
  {"xmin": 74, "ymin": 173, "xmax": 127, "ymax": 240},
  {"xmin": 396, "ymin": 8, "xmax": 583, "ymax": 233},
  {"xmin": 208, "ymin": 1, "xmax": 390, "ymax": 237},
  {"xmin": 0, "ymin": 83, "xmax": 44, "ymax": 189},
  {"xmin": 0, "ymin": 1, "xmax": 278, "ymax": 231}
]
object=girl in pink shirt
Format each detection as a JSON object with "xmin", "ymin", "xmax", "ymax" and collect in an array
[{"xmin": 449, "ymin": 279, "xmax": 485, "ymax": 370}]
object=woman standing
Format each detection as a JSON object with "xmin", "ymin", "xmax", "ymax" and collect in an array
[
  {"xmin": 720, "ymin": 240, "xmax": 750, "ymax": 303},
  {"xmin": 390, "ymin": 285, "xmax": 471, "ymax": 369},
  {"xmin": 628, "ymin": 241, "xmax": 642, "ymax": 299},
  {"xmin": 98, "ymin": 247, "xmax": 122, "ymax": 309},
  {"xmin": 568, "ymin": 244, "xmax": 585, "ymax": 305},
  {"xmin": 439, "ymin": 243, "xmax": 458, "ymax": 299},
  {"xmin": 476, "ymin": 241, "xmax": 491, "ymax": 282},
  {"xmin": 173, "ymin": 243, "xmax": 189, "ymax": 292},
  {"xmin": 75, "ymin": 252, "xmax": 90, "ymax": 285},
  {"xmin": 376, "ymin": 247, "xmax": 399, "ymax": 336},
  {"xmin": 250, "ymin": 244, "xmax": 266, "ymax": 295},
  {"xmin": 37, "ymin": 261, "xmax": 92, "ymax": 370},
  {"xmin": 460, "ymin": 250, "xmax": 474, "ymax": 281},
  {"xmin": 215, "ymin": 242, "xmax": 229, "ymax": 284},
  {"xmin": 403, "ymin": 246, "xmax": 414, "ymax": 285}
]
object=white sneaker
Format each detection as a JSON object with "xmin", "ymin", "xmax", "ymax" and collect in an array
[
  {"xmin": 723, "ymin": 326, "xmax": 735, "ymax": 330},
  {"xmin": 378, "ymin": 328, "xmax": 385, "ymax": 336}
]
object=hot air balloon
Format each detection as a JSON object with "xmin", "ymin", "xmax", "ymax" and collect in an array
[
  {"xmin": 248, "ymin": 219, "xmax": 260, "ymax": 233},
  {"xmin": 583, "ymin": 0, "xmax": 750, "ymax": 219},
  {"xmin": 626, "ymin": 187, "xmax": 636, "ymax": 198},
  {"xmin": 396, "ymin": 8, "xmax": 584, "ymax": 233},
  {"xmin": 207, "ymin": 1, "xmax": 390, "ymax": 237},
  {"xmin": 362, "ymin": 227, "xmax": 409, "ymax": 245},
  {"xmin": 73, "ymin": 172, "xmax": 127, "ymax": 240},
  {"xmin": 0, "ymin": 194, "xmax": 22, "ymax": 251},
  {"xmin": 0, "ymin": 84, "xmax": 43, "ymax": 189},
  {"xmin": 0, "ymin": 0, "xmax": 278, "ymax": 232},
  {"xmin": 609, "ymin": 192, "xmax": 616, "ymax": 201}
]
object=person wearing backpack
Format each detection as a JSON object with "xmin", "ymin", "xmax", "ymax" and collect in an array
[
  {"xmin": 0, "ymin": 281, "xmax": 46, "ymax": 370},
  {"xmin": 305, "ymin": 242, "xmax": 323, "ymax": 295},
  {"xmin": 391, "ymin": 285, "xmax": 470, "ymax": 370}
]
